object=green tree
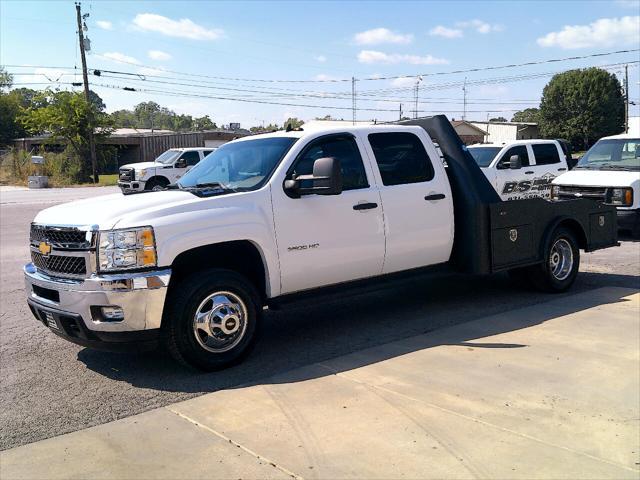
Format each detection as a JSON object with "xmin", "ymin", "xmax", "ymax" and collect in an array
[
  {"xmin": 511, "ymin": 108, "xmax": 540, "ymax": 123},
  {"xmin": 110, "ymin": 109, "xmax": 137, "ymax": 128},
  {"xmin": 539, "ymin": 68, "xmax": 624, "ymax": 149},
  {"xmin": 193, "ymin": 115, "xmax": 217, "ymax": 130},
  {"xmin": 20, "ymin": 89, "xmax": 113, "ymax": 181},
  {"xmin": 489, "ymin": 116, "xmax": 508, "ymax": 122},
  {"xmin": 0, "ymin": 67, "xmax": 12, "ymax": 90},
  {"xmin": 0, "ymin": 71, "xmax": 32, "ymax": 145},
  {"xmin": 283, "ymin": 117, "xmax": 304, "ymax": 130}
]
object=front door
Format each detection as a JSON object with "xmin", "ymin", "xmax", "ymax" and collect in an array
[
  {"xmin": 271, "ymin": 134, "xmax": 385, "ymax": 294},
  {"xmin": 495, "ymin": 144, "xmax": 534, "ymax": 200}
]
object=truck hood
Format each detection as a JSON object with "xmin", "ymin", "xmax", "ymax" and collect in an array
[
  {"xmin": 120, "ymin": 161, "xmax": 163, "ymax": 170},
  {"xmin": 33, "ymin": 190, "xmax": 200, "ymax": 230},
  {"xmin": 553, "ymin": 169, "xmax": 640, "ymax": 187}
]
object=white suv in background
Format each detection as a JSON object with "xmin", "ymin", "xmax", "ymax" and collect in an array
[
  {"xmin": 118, "ymin": 147, "xmax": 216, "ymax": 193},
  {"xmin": 467, "ymin": 139, "xmax": 570, "ymax": 200},
  {"xmin": 552, "ymin": 132, "xmax": 640, "ymax": 236}
]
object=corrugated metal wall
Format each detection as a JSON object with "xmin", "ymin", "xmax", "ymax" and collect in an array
[{"xmin": 140, "ymin": 132, "xmax": 206, "ymax": 162}]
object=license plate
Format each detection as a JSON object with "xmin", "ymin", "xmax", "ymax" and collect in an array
[{"xmin": 43, "ymin": 311, "xmax": 60, "ymax": 331}]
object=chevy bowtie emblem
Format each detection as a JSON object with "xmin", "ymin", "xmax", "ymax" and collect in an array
[{"xmin": 38, "ymin": 241, "xmax": 52, "ymax": 256}]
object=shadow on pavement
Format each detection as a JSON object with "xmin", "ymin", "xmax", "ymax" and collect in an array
[{"xmin": 77, "ymin": 270, "xmax": 639, "ymax": 395}]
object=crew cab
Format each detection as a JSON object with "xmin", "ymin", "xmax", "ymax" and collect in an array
[
  {"xmin": 25, "ymin": 117, "xmax": 617, "ymax": 370},
  {"xmin": 118, "ymin": 147, "xmax": 215, "ymax": 193},
  {"xmin": 467, "ymin": 140, "xmax": 570, "ymax": 201},
  {"xmin": 551, "ymin": 132, "xmax": 640, "ymax": 236}
]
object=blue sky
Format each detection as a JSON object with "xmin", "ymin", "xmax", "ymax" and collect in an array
[{"xmin": 1, "ymin": 0, "xmax": 639, "ymax": 128}]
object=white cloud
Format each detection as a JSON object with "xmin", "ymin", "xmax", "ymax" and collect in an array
[
  {"xmin": 354, "ymin": 27, "xmax": 413, "ymax": 45},
  {"xmin": 429, "ymin": 26, "xmax": 463, "ymax": 39},
  {"xmin": 132, "ymin": 13, "xmax": 224, "ymax": 40},
  {"xmin": 148, "ymin": 50, "xmax": 172, "ymax": 61},
  {"xmin": 456, "ymin": 19, "xmax": 503, "ymax": 34},
  {"xmin": 96, "ymin": 20, "xmax": 113, "ymax": 30},
  {"xmin": 315, "ymin": 55, "xmax": 327, "ymax": 63},
  {"xmin": 314, "ymin": 73, "xmax": 339, "ymax": 81},
  {"xmin": 391, "ymin": 77, "xmax": 419, "ymax": 87},
  {"xmin": 102, "ymin": 52, "xmax": 140, "ymax": 65},
  {"xmin": 357, "ymin": 50, "xmax": 449, "ymax": 65},
  {"xmin": 537, "ymin": 16, "xmax": 640, "ymax": 49}
]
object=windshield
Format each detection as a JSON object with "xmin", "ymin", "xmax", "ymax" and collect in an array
[
  {"xmin": 177, "ymin": 137, "xmax": 298, "ymax": 191},
  {"xmin": 468, "ymin": 147, "xmax": 502, "ymax": 167},
  {"xmin": 155, "ymin": 150, "xmax": 180, "ymax": 164},
  {"xmin": 576, "ymin": 138, "xmax": 640, "ymax": 171}
]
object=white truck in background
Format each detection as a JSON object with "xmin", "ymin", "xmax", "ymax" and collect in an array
[
  {"xmin": 118, "ymin": 147, "xmax": 216, "ymax": 193},
  {"xmin": 24, "ymin": 117, "xmax": 617, "ymax": 371},
  {"xmin": 552, "ymin": 132, "xmax": 640, "ymax": 236},
  {"xmin": 467, "ymin": 139, "xmax": 570, "ymax": 201}
]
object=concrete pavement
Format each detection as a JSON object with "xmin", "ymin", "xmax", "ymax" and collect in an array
[{"xmin": 2, "ymin": 286, "xmax": 638, "ymax": 479}]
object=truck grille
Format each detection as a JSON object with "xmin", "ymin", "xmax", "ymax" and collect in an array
[
  {"xmin": 31, "ymin": 251, "xmax": 87, "ymax": 276},
  {"xmin": 119, "ymin": 168, "xmax": 134, "ymax": 182},
  {"xmin": 30, "ymin": 224, "xmax": 90, "ymax": 249},
  {"xmin": 557, "ymin": 185, "xmax": 607, "ymax": 202}
]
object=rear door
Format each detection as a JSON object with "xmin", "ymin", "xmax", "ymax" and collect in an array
[
  {"xmin": 364, "ymin": 130, "xmax": 454, "ymax": 274},
  {"xmin": 529, "ymin": 142, "xmax": 567, "ymax": 198}
]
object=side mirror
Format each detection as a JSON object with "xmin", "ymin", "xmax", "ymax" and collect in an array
[
  {"xmin": 509, "ymin": 154, "xmax": 522, "ymax": 170},
  {"xmin": 175, "ymin": 159, "xmax": 187, "ymax": 169},
  {"xmin": 284, "ymin": 157, "xmax": 343, "ymax": 197}
]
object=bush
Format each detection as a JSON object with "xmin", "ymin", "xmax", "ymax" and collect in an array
[{"xmin": 0, "ymin": 147, "xmax": 84, "ymax": 186}]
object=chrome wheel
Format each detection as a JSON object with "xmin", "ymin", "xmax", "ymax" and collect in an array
[
  {"xmin": 152, "ymin": 185, "xmax": 164, "ymax": 191},
  {"xmin": 549, "ymin": 238, "xmax": 574, "ymax": 281},
  {"xmin": 193, "ymin": 291, "xmax": 248, "ymax": 353}
]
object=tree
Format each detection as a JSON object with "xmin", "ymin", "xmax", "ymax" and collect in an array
[
  {"xmin": 489, "ymin": 116, "xmax": 508, "ymax": 122},
  {"xmin": 193, "ymin": 115, "xmax": 217, "ymax": 130},
  {"xmin": 283, "ymin": 117, "xmax": 304, "ymax": 130},
  {"xmin": 0, "ymin": 67, "xmax": 12, "ymax": 90},
  {"xmin": 20, "ymin": 89, "xmax": 113, "ymax": 180},
  {"xmin": 539, "ymin": 68, "xmax": 624, "ymax": 150},
  {"xmin": 511, "ymin": 108, "xmax": 540, "ymax": 123}
]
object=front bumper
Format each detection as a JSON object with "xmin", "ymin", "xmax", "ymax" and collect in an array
[
  {"xmin": 617, "ymin": 208, "xmax": 640, "ymax": 232},
  {"xmin": 24, "ymin": 263, "xmax": 171, "ymax": 351},
  {"xmin": 118, "ymin": 181, "xmax": 145, "ymax": 192}
]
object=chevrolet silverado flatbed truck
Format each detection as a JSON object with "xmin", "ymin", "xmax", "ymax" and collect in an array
[{"xmin": 25, "ymin": 116, "xmax": 618, "ymax": 370}]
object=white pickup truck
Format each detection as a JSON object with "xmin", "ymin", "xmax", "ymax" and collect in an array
[
  {"xmin": 25, "ymin": 117, "xmax": 617, "ymax": 370},
  {"xmin": 551, "ymin": 132, "xmax": 640, "ymax": 236},
  {"xmin": 118, "ymin": 147, "xmax": 215, "ymax": 192},
  {"xmin": 467, "ymin": 140, "xmax": 570, "ymax": 200}
]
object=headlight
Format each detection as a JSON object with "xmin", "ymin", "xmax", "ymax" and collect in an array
[
  {"xmin": 606, "ymin": 187, "xmax": 633, "ymax": 206},
  {"xmin": 139, "ymin": 169, "xmax": 147, "ymax": 178},
  {"xmin": 550, "ymin": 185, "xmax": 560, "ymax": 201},
  {"xmin": 98, "ymin": 226, "xmax": 157, "ymax": 271}
]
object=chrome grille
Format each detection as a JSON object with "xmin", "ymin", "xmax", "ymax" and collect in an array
[
  {"xmin": 31, "ymin": 251, "xmax": 87, "ymax": 276},
  {"xmin": 30, "ymin": 224, "xmax": 91, "ymax": 249},
  {"xmin": 557, "ymin": 185, "xmax": 607, "ymax": 201},
  {"xmin": 119, "ymin": 168, "xmax": 134, "ymax": 182}
]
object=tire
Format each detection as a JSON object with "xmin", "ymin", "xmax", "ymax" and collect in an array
[
  {"xmin": 145, "ymin": 177, "xmax": 169, "ymax": 191},
  {"xmin": 163, "ymin": 269, "xmax": 261, "ymax": 371},
  {"xmin": 528, "ymin": 227, "xmax": 580, "ymax": 293}
]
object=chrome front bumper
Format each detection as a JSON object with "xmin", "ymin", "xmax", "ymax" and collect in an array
[{"xmin": 24, "ymin": 263, "xmax": 171, "ymax": 333}]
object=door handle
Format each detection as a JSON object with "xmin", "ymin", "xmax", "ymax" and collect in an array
[
  {"xmin": 424, "ymin": 193, "xmax": 446, "ymax": 201},
  {"xmin": 353, "ymin": 202, "xmax": 378, "ymax": 211},
  {"xmin": 557, "ymin": 167, "xmax": 567, "ymax": 171},
  {"xmin": 524, "ymin": 171, "xmax": 534, "ymax": 175}
]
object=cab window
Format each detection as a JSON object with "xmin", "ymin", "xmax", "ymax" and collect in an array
[
  {"xmin": 532, "ymin": 144, "xmax": 561, "ymax": 165},
  {"xmin": 290, "ymin": 135, "xmax": 369, "ymax": 191},
  {"xmin": 180, "ymin": 151, "xmax": 201, "ymax": 167},
  {"xmin": 497, "ymin": 145, "xmax": 530, "ymax": 169},
  {"xmin": 368, "ymin": 132, "xmax": 434, "ymax": 186}
]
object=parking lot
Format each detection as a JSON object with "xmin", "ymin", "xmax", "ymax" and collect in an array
[{"xmin": 0, "ymin": 187, "xmax": 638, "ymax": 478}]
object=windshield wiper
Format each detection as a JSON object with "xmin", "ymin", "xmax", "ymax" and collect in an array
[
  {"xmin": 599, "ymin": 165, "xmax": 638, "ymax": 171},
  {"xmin": 165, "ymin": 183, "xmax": 182, "ymax": 190}
]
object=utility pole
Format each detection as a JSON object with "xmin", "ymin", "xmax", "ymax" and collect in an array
[
  {"xmin": 399, "ymin": 103, "xmax": 403, "ymax": 121},
  {"xmin": 624, "ymin": 64, "xmax": 629, "ymax": 133},
  {"xmin": 462, "ymin": 77, "xmax": 468, "ymax": 121},
  {"xmin": 414, "ymin": 76, "xmax": 422, "ymax": 119},
  {"xmin": 75, "ymin": 2, "xmax": 98, "ymax": 183},
  {"xmin": 351, "ymin": 77, "xmax": 357, "ymax": 125}
]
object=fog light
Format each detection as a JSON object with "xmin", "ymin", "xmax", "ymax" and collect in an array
[{"xmin": 101, "ymin": 306, "xmax": 124, "ymax": 321}]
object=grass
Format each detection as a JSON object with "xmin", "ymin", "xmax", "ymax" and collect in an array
[{"xmin": 98, "ymin": 174, "xmax": 118, "ymax": 186}]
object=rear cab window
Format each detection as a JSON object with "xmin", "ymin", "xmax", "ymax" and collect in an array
[
  {"xmin": 532, "ymin": 143, "xmax": 561, "ymax": 165},
  {"xmin": 368, "ymin": 132, "xmax": 435, "ymax": 186}
]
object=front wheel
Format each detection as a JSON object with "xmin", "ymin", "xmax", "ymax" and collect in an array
[
  {"xmin": 163, "ymin": 269, "xmax": 261, "ymax": 371},
  {"xmin": 529, "ymin": 227, "xmax": 580, "ymax": 293},
  {"xmin": 145, "ymin": 177, "xmax": 169, "ymax": 191}
]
